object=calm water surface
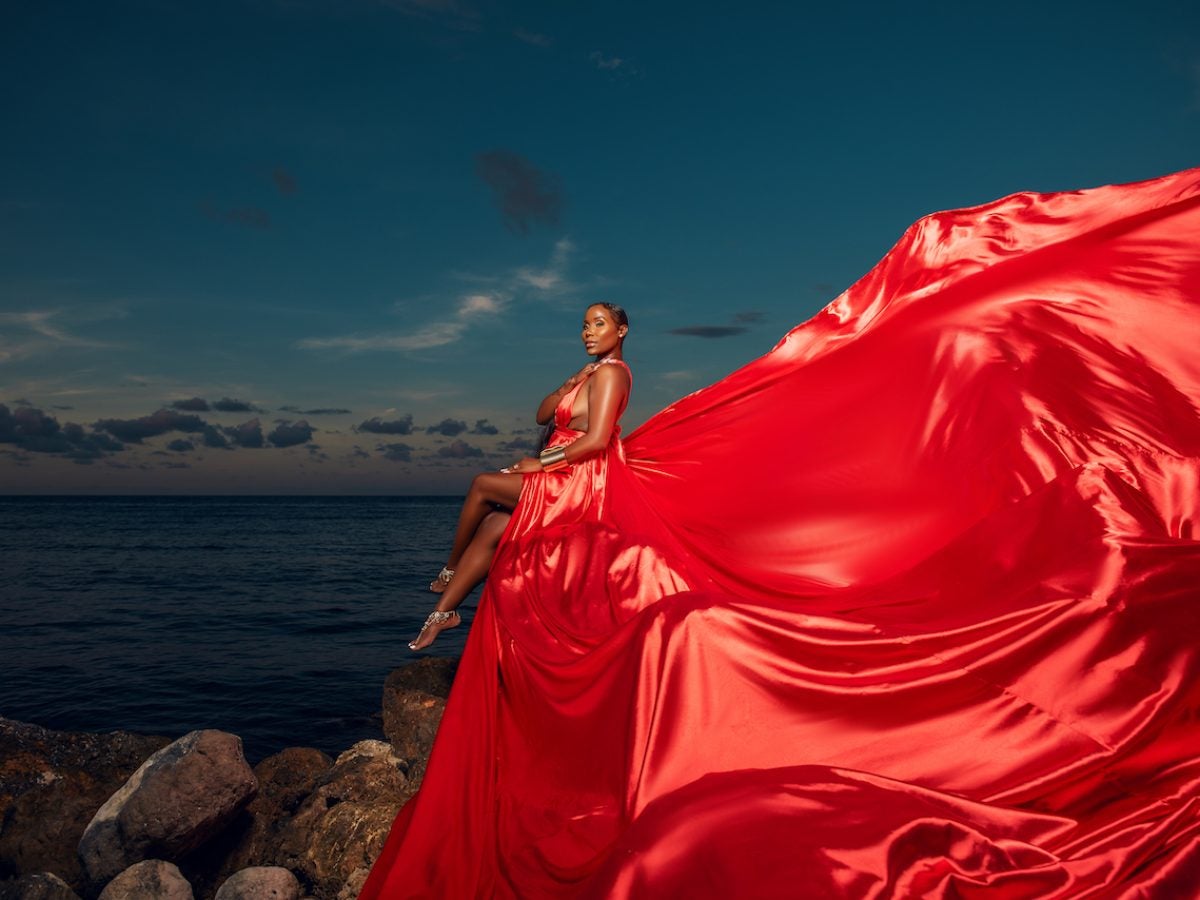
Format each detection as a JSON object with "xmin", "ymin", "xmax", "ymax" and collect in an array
[{"xmin": 0, "ymin": 495, "xmax": 471, "ymax": 763}]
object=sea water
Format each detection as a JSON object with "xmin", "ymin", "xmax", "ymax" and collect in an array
[{"xmin": 0, "ymin": 495, "xmax": 471, "ymax": 763}]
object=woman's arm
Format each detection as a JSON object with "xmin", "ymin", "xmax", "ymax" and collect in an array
[
  {"xmin": 535, "ymin": 363, "xmax": 600, "ymax": 425},
  {"xmin": 504, "ymin": 364, "xmax": 629, "ymax": 474},
  {"xmin": 554, "ymin": 364, "xmax": 630, "ymax": 462}
]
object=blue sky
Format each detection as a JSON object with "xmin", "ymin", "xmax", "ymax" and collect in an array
[{"xmin": 2, "ymin": 0, "xmax": 1197, "ymax": 493}]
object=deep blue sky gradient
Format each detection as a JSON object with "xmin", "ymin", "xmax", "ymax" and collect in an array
[{"xmin": 2, "ymin": 0, "xmax": 1197, "ymax": 492}]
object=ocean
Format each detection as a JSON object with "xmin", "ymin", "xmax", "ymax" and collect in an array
[{"xmin": 0, "ymin": 495, "xmax": 472, "ymax": 764}]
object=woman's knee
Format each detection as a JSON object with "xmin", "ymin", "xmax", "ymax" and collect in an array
[
  {"xmin": 480, "ymin": 510, "xmax": 511, "ymax": 540},
  {"xmin": 468, "ymin": 473, "xmax": 490, "ymax": 496}
]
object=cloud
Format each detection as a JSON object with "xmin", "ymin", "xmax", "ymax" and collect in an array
[
  {"xmin": 733, "ymin": 310, "xmax": 765, "ymax": 324},
  {"xmin": 437, "ymin": 439, "xmax": 484, "ymax": 458},
  {"xmin": 200, "ymin": 201, "xmax": 271, "ymax": 229},
  {"xmin": 268, "ymin": 419, "xmax": 315, "ymax": 447},
  {"xmin": 213, "ymin": 397, "xmax": 255, "ymax": 412},
  {"xmin": 471, "ymin": 418, "xmax": 499, "ymax": 435},
  {"xmin": 498, "ymin": 436, "xmax": 537, "ymax": 452},
  {"xmin": 357, "ymin": 414, "xmax": 414, "ymax": 435},
  {"xmin": 512, "ymin": 237, "xmax": 575, "ymax": 294},
  {"xmin": 94, "ymin": 408, "xmax": 208, "ymax": 443},
  {"xmin": 380, "ymin": 0, "xmax": 482, "ymax": 31},
  {"xmin": 167, "ymin": 438, "xmax": 195, "ymax": 452},
  {"xmin": 224, "ymin": 418, "xmax": 264, "ymax": 448},
  {"xmin": 297, "ymin": 292, "xmax": 506, "ymax": 354},
  {"xmin": 474, "ymin": 149, "xmax": 563, "ymax": 235},
  {"xmin": 660, "ymin": 370, "xmax": 698, "ymax": 382},
  {"xmin": 171, "ymin": 397, "xmax": 210, "ymax": 411},
  {"xmin": 272, "ymin": 167, "xmax": 297, "ymax": 195},
  {"xmin": 280, "ymin": 405, "xmax": 351, "ymax": 415},
  {"xmin": 376, "ymin": 441, "xmax": 413, "ymax": 462},
  {"xmin": 666, "ymin": 326, "xmax": 748, "ymax": 339},
  {"xmin": 589, "ymin": 50, "xmax": 640, "ymax": 81},
  {"xmin": 0, "ymin": 309, "xmax": 122, "ymax": 362},
  {"xmin": 513, "ymin": 27, "xmax": 552, "ymax": 47},
  {"xmin": 426, "ymin": 418, "xmax": 468, "ymax": 436},
  {"xmin": 1, "ymin": 402, "xmax": 125, "ymax": 462},
  {"xmin": 296, "ymin": 235, "xmax": 582, "ymax": 358},
  {"xmin": 202, "ymin": 425, "xmax": 230, "ymax": 448}
]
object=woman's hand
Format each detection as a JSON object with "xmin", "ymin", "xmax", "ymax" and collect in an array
[
  {"xmin": 561, "ymin": 362, "xmax": 601, "ymax": 392},
  {"xmin": 499, "ymin": 456, "xmax": 542, "ymax": 474}
]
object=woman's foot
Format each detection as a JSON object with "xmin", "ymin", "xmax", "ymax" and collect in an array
[
  {"xmin": 408, "ymin": 609, "xmax": 461, "ymax": 651},
  {"xmin": 429, "ymin": 566, "xmax": 455, "ymax": 593}
]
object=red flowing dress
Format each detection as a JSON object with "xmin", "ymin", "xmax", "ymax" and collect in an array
[{"xmin": 360, "ymin": 166, "xmax": 1200, "ymax": 898}]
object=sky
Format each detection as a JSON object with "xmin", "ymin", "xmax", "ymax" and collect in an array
[{"xmin": 1, "ymin": 0, "xmax": 1198, "ymax": 494}]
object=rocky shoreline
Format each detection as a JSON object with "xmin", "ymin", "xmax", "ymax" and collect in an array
[{"xmin": 0, "ymin": 658, "xmax": 458, "ymax": 900}]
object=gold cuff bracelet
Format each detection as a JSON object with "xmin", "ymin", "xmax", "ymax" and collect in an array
[{"xmin": 539, "ymin": 446, "xmax": 568, "ymax": 472}]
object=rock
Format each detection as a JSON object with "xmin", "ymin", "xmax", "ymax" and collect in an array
[
  {"xmin": 0, "ymin": 717, "xmax": 171, "ymax": 891},
  {"xmin": 77, "ymin": 730, "xmax": 257, "ymax": 885},
  {"xmin": 0, "ymin": 872, "xmax": 80, "ymax": 900},
  {"xmin": 212, "ymin": 867, "xmax": 300, "ymax": 900},
  {"xmin": 380, "ymin": 657, "xmax": 458, "ymax": 786},
  {"xmin": 271, "ymin": 741, "xmax": 410, "ymax": 900},
  {"xmin": 176, "ymin": 748, "xmax": 332, "ymax": 900},
  {"xmin": 96, "ymin": 860, "xmax": 193, "ymax": 900}
]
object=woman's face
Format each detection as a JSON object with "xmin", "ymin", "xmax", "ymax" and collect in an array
[{"xmin": 582, "ymin": 305, "xmax": 627, "ymax": 357}]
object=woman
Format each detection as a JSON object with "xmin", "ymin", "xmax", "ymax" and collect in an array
[
  {"xmin": 407, "ymin": 302, "xmax": 631, "ymax": 651},
  {"xmin": 363, "ymin": 167, "xmax": 1200, "ymax": 898}
]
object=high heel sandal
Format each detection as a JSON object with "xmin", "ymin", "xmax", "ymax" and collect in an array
[
  {"xmin": 408, "ymin": 609, "xmax": 461, "ymax": 651},
  {"xmin": 429, "ymin": 566, "xmax": 456, "ymax": 593}
]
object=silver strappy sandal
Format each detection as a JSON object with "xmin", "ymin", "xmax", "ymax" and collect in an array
[
  {"xmin": 429, "ymin": 566, "xmax": 455, "ymax": 593},
  {"xmin": 408, "ymin": 609, "xmax": 461, "ymax": 651}
]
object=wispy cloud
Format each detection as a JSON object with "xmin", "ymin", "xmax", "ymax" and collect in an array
[
  {"xmin": 513, "ymin": 27, "xmax": 552, "ymax": 47},
  {"xmin": 296, "ymin": 292, "xmax": 507, "ymax": 353},
  {"xmin": 0, "ymin": 309, "xmax": 123, "ymax": 362},
  {"xmin": 512, "ymin": 237, "xmax": 575, "ymax": 293},
  {"xmin": 297, "ymin": 236, "xmax": 592, "ymax": 357},
  {"xmin": 379, "ymin": 0, "xmax": 482, "ymax": 32},
  {"xmin": 590, "ymin": 50, "xmax": 640, "ymax": 81}
]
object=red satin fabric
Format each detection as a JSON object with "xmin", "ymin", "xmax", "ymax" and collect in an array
[{"xmin": 359, "ymin": 167, "xmax": 1200, "ymax": 898}]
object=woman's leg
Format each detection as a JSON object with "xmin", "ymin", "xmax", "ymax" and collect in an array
[
  {"xmin": 410, "ymin": 509, "xmax": 511, "ymax": 651},
  {"xmin": 438, "ymin": 472, "xmax": 523, "ymax": 574}
]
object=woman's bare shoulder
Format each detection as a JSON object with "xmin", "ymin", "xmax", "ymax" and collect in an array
[{"xmin": 589, "ymin": 361, "xmax": 631, "ymax": 386}]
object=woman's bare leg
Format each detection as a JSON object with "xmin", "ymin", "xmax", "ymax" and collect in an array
[
  {"xmin": 440, "ymin": 472, "xmax": 523, "ymax": 572},
  {"xmin": 410, "ymin": 510, "xmax": 511, "ymax": 651}
]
